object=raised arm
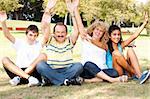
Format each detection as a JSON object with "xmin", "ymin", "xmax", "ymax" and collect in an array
[
  {"xmin": 122, "ymin": 12, "xmax": 148, "ymax": 48},
  {"xmin": 73, "ymin": 0, "xmax": 88, "ymax": 40},
  {"xmin": 41, "ymin": 0, "xmax": 57, "ymax": 47},
  {"xmin": 0, "ymin": 11, "xmax": 15, "ymax": 43},
  {"xmin": 65, "ymin": 0, "xmax": 79, "ymax": 45}
]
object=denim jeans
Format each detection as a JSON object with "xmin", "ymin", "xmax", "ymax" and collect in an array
[
  {"xmin": 80, "ymin": 61, "xmax": 118, "ymax": 79},
  {"xmin": 36, "ymin": 61, "xmax": 83, "ymax": 85}
]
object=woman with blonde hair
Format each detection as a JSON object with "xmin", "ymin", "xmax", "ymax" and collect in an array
[{"xmin": 66, "ymin": 0, "xmax": 128, "ymax": 83}]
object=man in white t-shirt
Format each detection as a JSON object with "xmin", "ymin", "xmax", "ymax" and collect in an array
[{"xmin": 0, "ymin": 11, "xmax": 49, "ymax": 86}]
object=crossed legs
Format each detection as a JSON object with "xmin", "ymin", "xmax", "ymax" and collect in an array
[{"xmin": 2, "ymin": 57, "xmax": 30, "ymax": 79}]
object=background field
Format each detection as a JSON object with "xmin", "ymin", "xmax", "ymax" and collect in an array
[{"xmin": 0, "ymin": 31, "xmax": 150, "ymax": 99}]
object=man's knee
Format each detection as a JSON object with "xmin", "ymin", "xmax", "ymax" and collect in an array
[
  {"xmin": 39, "ymin": 53, "xmax": 47, "ymax": 61},
  {"xmin": 75, "ymin": 62, "xmax": 83, "ymax": 70},
  {"xmin": 36, "ymin": 61, "xmax": 47, "ymax": 70},
  {"xmin": 71, "ymin": 62, "xmax": 83, "ymax": 72}
]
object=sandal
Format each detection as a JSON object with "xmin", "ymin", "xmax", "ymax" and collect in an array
[{"xmin": 119, "ymin": 75, "xmax": 128, "ymax": 82}]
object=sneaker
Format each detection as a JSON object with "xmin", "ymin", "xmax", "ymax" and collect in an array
[
  {"xmin": 41, "ymin": 77, "xmax": 51, "ymax": 86},
  {"xmin": 139, "ymin": 70, "xmax": 150, "ymax": 84},
  {"xmin": 9, "ymin": 76, "xmax": 20, "ymax": 86},
  {"xmin": 28, "ymin": 76, "xmax": 40, "ymax": 87},
  {"xmin": 64, "ymin": 77, "xmax": 83, "ymax": 86},
  {"xmin": 64, "ymin": 79, "xmax": 69, "ymax": 86}
]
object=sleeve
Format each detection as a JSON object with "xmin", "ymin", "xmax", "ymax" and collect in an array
[{"xmin": 12, "ymin": 38, "xmax": 22, "ymax": 50}]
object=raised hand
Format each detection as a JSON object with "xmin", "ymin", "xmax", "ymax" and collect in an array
[
  {"xmin": 0, "ymin": 11, "xmax": 7, "ymax": 23},
  {"xmin": 65, "ymin": 0, "xmax": 79, "ymax": 16},
  {"xmin": 144, "ymin": 11, "xmax": 149, "ymax": 23},
  {"xmin": 43, "ymin": 0, "xmax": 57, "ymax": 22},
  {"xmin": 72, "ymin": 0, "xmax": 79, "ymax": 9},
  {"xmin": 46, "ymin": 0, "xmax": 57, "ymax": 10}
]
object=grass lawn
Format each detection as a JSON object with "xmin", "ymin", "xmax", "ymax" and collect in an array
[{"xmin": 0, "ymin": 32, "xmax": 150, "ymax": 99}]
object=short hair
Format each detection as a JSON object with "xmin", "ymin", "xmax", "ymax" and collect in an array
[
  {"xmin": 26, "ymin": 25, "xmax": 39, "ymax": 36},
  {"xmin": 53, "ymin": 22, "xmax": 68, "ymax": 33}
]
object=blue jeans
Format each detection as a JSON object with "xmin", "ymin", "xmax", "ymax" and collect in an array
[
  {"xmin": 36, "ymin": 61, "xmax": 83, "ymax": 85},
  {"xmin": 80, "ymin": 61, "xmax": 118, "ymax": 79}
]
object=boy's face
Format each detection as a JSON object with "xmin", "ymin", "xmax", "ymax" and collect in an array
[
  {"xmin": 26, "ymin": 31, "xmax": 38, "ymax": 44},
  {"xmin": 54, "ymin": 25, "xmax": 67, "ymax": 43}
]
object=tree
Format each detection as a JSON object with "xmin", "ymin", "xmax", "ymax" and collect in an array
[
  {"xmin": 42, "ymin": 0, "xmax": 138, "ymax": 25},
  {"xmin": 0, "ymin": 0, "xmax": 22, "ymax": 12},
  {"xmin": 1, "ymin": 0, "xmax": 149, "ymax": 28},
  {"xmin": 43, "ymin": 0, "xmax": 67, "ymax": 17}
]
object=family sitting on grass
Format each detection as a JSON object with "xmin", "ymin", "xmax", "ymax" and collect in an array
[{"xmin": 0, "ymin": 0, "xmax": 150, "ymax": 87}]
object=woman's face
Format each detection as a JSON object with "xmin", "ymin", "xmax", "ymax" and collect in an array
[
  {"xmin": 110, "ymin": 29, "xmax": 121, "ymax": 44},
  {"xmin": 92, "ymin": 26, "xmax": 105, "ymax": 40}
]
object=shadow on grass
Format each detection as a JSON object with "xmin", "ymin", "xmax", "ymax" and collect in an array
[
  {"xmin": 0, "ymin": 79, "xmax": 149, "ymax": 99},
  {"xmin": 0, "ymin": 63, "xmax": 150, "ymax": 99}
]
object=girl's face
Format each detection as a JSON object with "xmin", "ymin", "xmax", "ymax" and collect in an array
[
  {"xmin": 110, "ymin": 29, "xmax": 121, "ymax": 44},
  {"xmin": 92, "ymin": 26, "xmax": 104, "ymax": 40}
]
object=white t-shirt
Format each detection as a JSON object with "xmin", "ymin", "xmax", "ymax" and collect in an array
[
  {"xmin": 13, "ymin": 39, "xmax": 42, "ymax": 68},
  {"xmin": 81, "ymin": 40, "xmax": 108, "ymax": 69}
]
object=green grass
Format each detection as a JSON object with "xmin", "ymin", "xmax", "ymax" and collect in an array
[{"xmin": 0, "ymin": 33, "xmax": 150, "ymax": 99}]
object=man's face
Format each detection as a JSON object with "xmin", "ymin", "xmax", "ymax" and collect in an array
[
  {"xmin": 26, "ymin": 31, "xmax": 38, "ymax": 44},
  {"xmin": 54, "ymin": 25, "xmax": 67, "ymax": 43}
]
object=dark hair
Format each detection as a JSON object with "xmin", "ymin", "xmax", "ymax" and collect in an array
[
  {"xmin": 26, "ymin": 25, "xmax": 39, "ymax": 36},
  {"xmin": 107, "ymin": 25, "xmax": 123, "ymax": 54},
  {"xmin": 53, "ymin": 22, "xmax": 68, "ymax": 33}
]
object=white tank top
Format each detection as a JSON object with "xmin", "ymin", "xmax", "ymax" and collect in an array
[{"xmin": 81, "ymin": 40, "xmax": 108, "ymax": 69}]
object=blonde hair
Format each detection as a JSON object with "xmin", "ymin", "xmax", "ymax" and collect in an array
[{"xmin": 86, "ymin": 20, "xmax": 109, "ymax": 44}]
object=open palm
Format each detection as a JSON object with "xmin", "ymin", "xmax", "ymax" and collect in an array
[
  {"xmin": 72, "ymin": 0, "xmax": 79, "ymax": 8},
  {"xmin": 46, "ymin": 0, "xmax": 57, "ymax": 9},
  {"xmin": 0, "ymin": 11, "xmax": 7, "ymax": 22},
  {"xmin": 65, "ymin": 0, "xmax": 79, "ymax": 14},
  {"xmin": 144, "ymin": 11, "xmax": 149, "ymax": 23}
]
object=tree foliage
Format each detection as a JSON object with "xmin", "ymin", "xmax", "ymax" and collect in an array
[
  {"xmin": 0, "ymin": 0, "xmax": 22, "ymax": 12},
  {"xmin": 43, "ymin": 0, "xmax": 67, "ymax": 17},
  {"xmin": 1, "ymin": 0, "xmax": 150, "ymax": 26},
  {"xmin": 42, "ymin": 0, "xmax": 144, "ymax": 25}
]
